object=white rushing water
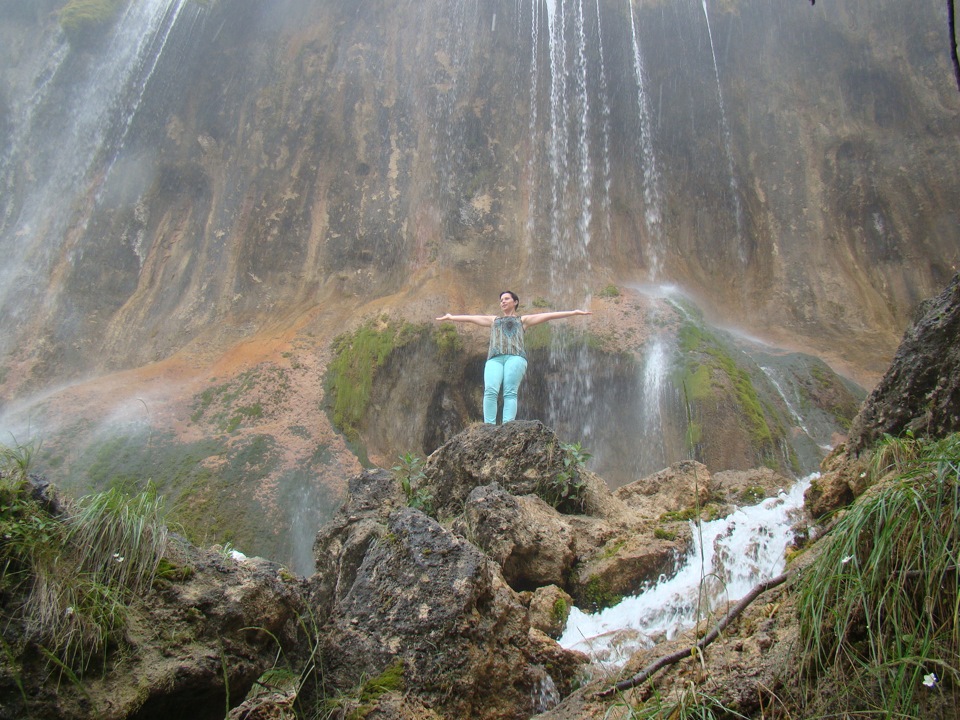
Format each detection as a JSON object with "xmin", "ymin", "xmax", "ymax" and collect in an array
[{"xmin": 560, "ymin": 475, "xmax": 812, "ymax": 668}]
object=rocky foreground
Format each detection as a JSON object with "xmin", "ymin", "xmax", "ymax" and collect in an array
[{"xmin": 1, "ymin": 274, "xmax": 958, "ymax": 720}]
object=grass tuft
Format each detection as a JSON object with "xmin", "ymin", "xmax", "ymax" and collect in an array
[
  {"xmin": 1, "ymin": 444, "xmax": 170, "ymax": 675},
  {"xmin": 797, "ymin": 432, "xmax": 960, "ymax": 715}
]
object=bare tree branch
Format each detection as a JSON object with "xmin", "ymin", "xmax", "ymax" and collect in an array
[
  {"xmin": 950, "ymin": 0, "xmax": 960, "ymax": 92},
  {"xmin": 595, "ymin": 571, "xmax": 791, "ymax": 698}
]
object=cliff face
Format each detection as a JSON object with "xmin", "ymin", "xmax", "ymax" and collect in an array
[
  {"xmin": 0, "ymin": 0, "xmax": 956, "ymax": 569},
  {"xmin": 1, "ymin": 0, "xmax": 957, "ymax": 384}
]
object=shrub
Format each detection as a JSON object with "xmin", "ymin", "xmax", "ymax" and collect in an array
[{"xmin": 537, "ymin": 441, "xmax": 591, "ymax": 514}]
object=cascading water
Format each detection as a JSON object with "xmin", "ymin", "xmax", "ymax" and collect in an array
[
  {"xmin": 636, "ymin": 337, "xmax": 670, "ymax": 473},
  {"xmin": 560, "ymin": 475, "xmax": 812, "ymax": 668},
  {"xmin": 701, "ymin": 0, "xmax": 745, "ymax": 252},
  {"xmin": 626, "ymin": 0, "xmax": 665, "ymax": 278},
  {"xmin": 0, "ymin": 0, "xmax": 203, "ymax": 333}
]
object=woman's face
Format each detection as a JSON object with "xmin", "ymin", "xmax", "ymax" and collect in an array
[{"xmin": 500, "ymin": 293, "xmax": 518, "ymax": 314}]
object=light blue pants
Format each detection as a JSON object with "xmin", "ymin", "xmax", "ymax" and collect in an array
[{"xmin": 483, "ymin": 354, "xmax": 528, "ymax": 424}]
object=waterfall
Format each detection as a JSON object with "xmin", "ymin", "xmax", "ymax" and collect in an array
[
  {"xmin": 701, "ymin": 0, "xmax": 745, "ymax": 254},
  {"xmin": 0, "ymin": 0, "xmax": 199, "ymax": 326},
  {"xmin": 560, "ymin": 475, "xmax": 812, "ymax": 668},
  {"xmin": 626, "ymin": 0, "xmax": 664, "ymax": 279},
  {"xmin": 635, "ymin": 338, "xmax": 670, "ymax": 473}
]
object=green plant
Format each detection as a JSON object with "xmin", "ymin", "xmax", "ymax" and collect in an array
[
  {"xmin": 392, "ymin": 453, "xmax": 434, "ymax": 515},
  {"xmin": 58, "ymin": 0, "xmax": 123, "ymax": 42},
  {"xmin": 653, "ymin": 527, "xmax": 676, "ymax": 541},
  {"xmin": 633, "ymin": 682, "xmax": 750, "ymax": 719},
  {"xmin": 537, "ymin": 442, "xmax": 592, "ymax": 513},
  {"xmin": 598, "ymin": 284, "xmax": 621, "ymax": 298},
  {"xmin": 325, "ymin": 320, "xmax": 422, "ymax": 440},
  {"xmin": 797, "ymin": 432, "xmax": 960, "ymax": 716},
  {"xmin": 0, "ymin": 462, "xmax": 171, "ymax": 675}
]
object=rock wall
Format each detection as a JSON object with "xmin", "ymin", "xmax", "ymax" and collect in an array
[{"xmin": 0, "ymin": 0, "xmax": 958, "ymax": 389}]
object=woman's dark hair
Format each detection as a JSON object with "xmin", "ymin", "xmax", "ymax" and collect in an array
[{"xmin": 500, "ymin": 290, "xmax": 520, "ymax": 308}]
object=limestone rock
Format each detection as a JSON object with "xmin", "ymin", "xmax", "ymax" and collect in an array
[
  {"xmin": 847, "ymin": 273, "xmax": 960, "ymax": 453},
  {"xmin": 422, "ymin": 421, "xmax": 628, "ymax": 520},
  {"xmin": 615, "ymin": 460, "xmax": 715, "ymax": 516},
  {"xmin": 315, "ymin": 506, "xmax": 586, "ymax": 719},
  {"xmin": 527, "ymin": 585, "xmax": 574, "ymax": 639},
  {"xmin": 452, "ymin": 483, "xmax": 576, "ymax": 590}
]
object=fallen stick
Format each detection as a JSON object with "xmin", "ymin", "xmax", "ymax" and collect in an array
[{"xmin": 595, "ymin": 571, "xmax": 791, "ymax": 698}]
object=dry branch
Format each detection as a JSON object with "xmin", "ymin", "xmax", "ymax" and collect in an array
[{"xmin": 595, "ymin": 571, "xmax": 791, "ymax": 698}]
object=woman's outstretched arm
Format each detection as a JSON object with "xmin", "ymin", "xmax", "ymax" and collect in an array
[
  {"xmin": 521, "ymin": 309, "xmax": 591, "ymax": 328},
  {"xmin": 436, "ymin": 313, "xmax": 497, "ymax": 327}
]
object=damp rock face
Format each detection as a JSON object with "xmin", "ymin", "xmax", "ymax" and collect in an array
[
  {"xmin": 846, "ymin": 273, "xmax": 960, "ymax": 453},
  {"xmin": 808, "ymin": 273, "xmax": 960, "ymax": 518}
]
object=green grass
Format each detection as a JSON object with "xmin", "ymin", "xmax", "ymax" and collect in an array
[
  {"xmin": 797, "ymin": 432, "xmax": 960, "ymax": 716},
  {"xmin": 1, "ymin": 443, "xmax": 170, "ymax": 674}
]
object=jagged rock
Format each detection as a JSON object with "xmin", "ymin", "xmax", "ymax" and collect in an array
[
  {"xmin": 847, "ymin": 273, "xmax": 960, "ymax": 453},
  {"xmin": 4, "ymin": 535, "xmax": 305, "ymax": 720},
  {"xmin": 313, "ymin": 506, "xmax": 586, "ymax": 719},
  {"xmin": 807, "ymin": 274, "xmax": 960, "ymax": 518},
  {"xmin": 420, "ymin": 421, "xmax": 620, "ymax": 520},
  {"xmin": 311, "ymin": 468, "xmax": 406, "ymax": 617},
  {"xmin": 452, "ymin": 483, "xmax": 576, "ymax": 590},
  {"xmin": 527, "ymin": 585, "xmax": 574, "ymax": 639}
]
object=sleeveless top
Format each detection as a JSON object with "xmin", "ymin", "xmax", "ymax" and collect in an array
[{"xmin": 487, "ymin": 316, "xmax": 526, "ymax": 360}]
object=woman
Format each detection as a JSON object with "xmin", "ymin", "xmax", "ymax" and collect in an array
[{"xmin": 436, "ymin": 291, "xmax": 592, "ymax": 424}]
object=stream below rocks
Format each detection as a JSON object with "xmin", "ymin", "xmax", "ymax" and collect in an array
[{"xmin": 559, "ymin": 474, "xmax": 812, "ymax": 668}]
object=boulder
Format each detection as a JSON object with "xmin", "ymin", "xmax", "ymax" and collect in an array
[
  {"xmin": 847, "ymin": 273, "xmax": 960, "ymax": 453},
  {"xmin": 314, "ymin": 507, "xmax": 586, "ymax": 719},
  {"xmin": 527, "ymin": 585, "xmax": 574, "ymax": 639},
  {"xmin": 452, "ymin": 483, "xmax": 576, "ymax": 590},
  {"xmin": 420, "ymin": 421, "xmax": 621, "ymax": 520}
]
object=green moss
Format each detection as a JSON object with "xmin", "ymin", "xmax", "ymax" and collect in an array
[
  {"xmin": 677, "ymin": 320, "xmax": 787, "ymax": 465},
  {"xmin": 738, "ymin": 486, "xmax": 766, "ymax": 504},
  {"xmin": 659, "ymin": 508, "xmax": 698, "ymax": 522},
  {"xmin": 653, "ymin": 527, "xmax": 676, "ymax": 541},
  {"xmin": 325, "ymin": 319, "xmax": 425, "ymax": 440},
  {"xmin": 598, "ymin": 284, "xmax": 621, "ymax": 298},
  {"xmin": 432, "ymin": 323, "xmax": 462, "ymax": 358},
  {"xmin": 580, "ymin": 575, "xmax": 622, "ymax": 612},
  {"xmin": 599, "ymin": 538, "xmax": 627, "ymax": 559},
  {"xmin": 59, "ymin": 0, "xmax": 124, "ymax": 42},
  {"xmin": 155, "ymin": 557, "xmax": 194, "ymax": 582},
  {"xmin": 551, "ymin": 597, "xmax": 569, "ymax": 624}
]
